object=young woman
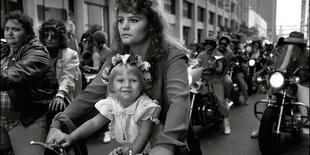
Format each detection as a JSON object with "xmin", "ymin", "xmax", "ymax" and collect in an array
[
  {"xmin": 47, "ymin": 0, "xmax": 200, "ymax": 154},
  {"xmin": 39, "ymin": 18, "xmax": 82, "ymax": 111}
]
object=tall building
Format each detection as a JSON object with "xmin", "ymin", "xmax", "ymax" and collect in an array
[
  {"xmin": 236, "ymin": 0, "xmax": 249, "ymax": 25},
  {"xmin": 249, "ymin": 0, "xmax": 277, "ymax": 42}
]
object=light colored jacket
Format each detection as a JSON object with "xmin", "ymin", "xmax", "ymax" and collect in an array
[{"xmin": 56, "ymin": 48, "xmax": 82, "ymax": 103}]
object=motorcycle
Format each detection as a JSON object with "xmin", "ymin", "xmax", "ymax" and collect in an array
[
  {"xmin": 30, "ymin": 141, "xmax": 87, "ymax": 155},
  {"xmin": 228, "ymin": 54, "xmax": 246, "ymax": 105},
  {"xmin": 188, "ymin": 65, "xmax": 224, "ymax": 126},
  {"xmin": 254, "ymin": 66, "xmax": 309, "ymax": 155}
]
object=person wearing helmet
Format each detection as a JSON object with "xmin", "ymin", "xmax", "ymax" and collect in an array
[
  {"xmin": 196, "ymin": 36, "xmax": 231, "ymax": 135},
  {"xmin": 230, "ymin": 34, "xmax": 249, "ymax": 104}
]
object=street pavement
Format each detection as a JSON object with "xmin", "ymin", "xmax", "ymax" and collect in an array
[{"xmin": 84, "ymin": 93, "xmax": 309, "ymax": 155}]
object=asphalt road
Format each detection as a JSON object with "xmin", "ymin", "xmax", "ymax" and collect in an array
[{"xmin": 84, "ymin": 93, "xmax": 309, "ymax": 155}]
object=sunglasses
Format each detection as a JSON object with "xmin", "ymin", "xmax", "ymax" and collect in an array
[
  {"xmin": 44, "ymin": 32, "xmax": 58, "ymax": 40},
  {"xmin": 204, "ymin": 41, "xmax": 216, "ymax": 46},
  {"xmin": 219, "ymin": 42, "xmax": 228, "ymax": 46},
  {"xmin": 82, "ymin": 38, "xmax": 91, "ymax": 43}
]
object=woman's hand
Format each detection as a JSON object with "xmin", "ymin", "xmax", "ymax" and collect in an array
[
  {"xmin": 49, "ymin": 97, "xmax": 66, "ymax": 111},
  {"xmin": 54, "ymin": 132, "xmax": 74, "ymax": 148},
  {"xmin": 46, "ymin": 127, "xmax": 63, "ymax": 144},
  {"xmin": 108, "ymin": 147, "xmax": 124, "ymax": 155}
]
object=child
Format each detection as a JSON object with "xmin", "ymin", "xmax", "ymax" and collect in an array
[{"xmin": 55, "ymin": 54, "xmax": 161, "ymax": 155}]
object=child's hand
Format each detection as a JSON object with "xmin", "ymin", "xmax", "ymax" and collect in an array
[
  {"xmin": 54, "ymin": 133, "xmax": 74, "ymax": 148},
  {"xmin": 108, "ymin": 147, "xmax": 125, "ymax": 155}
]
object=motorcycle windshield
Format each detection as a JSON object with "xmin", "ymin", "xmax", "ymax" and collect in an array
[{"xmin": 273, "ymin": 44, "xmax": 305, "ymax": 74}]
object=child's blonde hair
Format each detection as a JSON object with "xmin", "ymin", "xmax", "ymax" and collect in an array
[{"xmin": 107, "ymin": 63, "xmax": 146, "ymax": 95}]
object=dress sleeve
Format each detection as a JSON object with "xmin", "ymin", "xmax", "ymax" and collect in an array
[
  {"xmin": 94, "ymin": 97, "xmax": 113, "ymax": 120},
  {"xmin": 134, "ymin": 99, "xmax": 161, "ymax": 124}
]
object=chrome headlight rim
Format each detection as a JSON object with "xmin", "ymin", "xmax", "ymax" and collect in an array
[{"xmin": 269, "ymin": 72, "xmax": 285, "ymax": 89}]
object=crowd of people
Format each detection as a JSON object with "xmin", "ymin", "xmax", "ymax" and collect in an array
[{"xmin": 1, "ymin": 0, "xmax": 309, "ymax": 155}]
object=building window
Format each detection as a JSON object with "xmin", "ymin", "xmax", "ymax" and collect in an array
[
  {"xmin": 231, "ymin": 2, "xmax": 235, "ymax": 13},
  {"xmin": 197, "ymin": 29, "xmax": 203, "ymax": 43},
  {"xmin": 84, "ymin": 2, "xmax": 109, "ymax": 34},
  {"xmin": 209, "ymin": 30, "xmax": 214, "ymax": 36},
  {"xmin": 37, "ymin": 0, "xmax": 70, "ymax": 26},
  {"xmin": 210, "ymin": 0, "xmax": 216, "ymax": 5},
  {"xmin": 225, "ymin": 0, "xmax": 230, "ymax": 12},
  {"xmin": 225, "ymin": 18, "xmax": 228, "ymax": 28},
  {"xmin": 183, "ymin": 1, "xmax": 192, "ymax": 19},
  {"xmin": 209, "ymin": 11, "xmax": 215, "ymax": 25},
  {"xmin": 218, "ymin": 15, "xmax": 222, "ymax": 27},
  {"xmin": 164, "ymin": 0, "xmax": 175, "ymax": 14},
  {"xmin": 218, "ymin": 0, "xmax": 223, "ymax": 9},
  {"xmin": 231, "ymin": 20, "xmax": 235, "ymax": 31},
  {"xmin": 197, "ymin": 6, "xmax": 204, "ymax": 22},
  {"xmin": 183, "ymin": 26, "xmax": 190, "ymax": 46}
]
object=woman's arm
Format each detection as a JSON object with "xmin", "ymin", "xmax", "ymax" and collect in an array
[
  {"xmin": 91, "ymin": 52, "xmax": 101, "ymax": 72},
  {"xmin": 132, "ymin": 120, "xmax": 155, "ymax": 154}
]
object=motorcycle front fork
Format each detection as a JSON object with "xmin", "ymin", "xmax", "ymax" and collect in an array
[{"xmin": 275, "ymin": 91, "xmax": 287, "ymax": 134}]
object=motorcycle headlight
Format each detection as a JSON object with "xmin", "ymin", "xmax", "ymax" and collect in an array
[
  {"xmin": 249, "ymin": 59, "xmax": 255, "ymax": 66},
  {"xmin": 256, "ymin": 76, "xmax": 263, "ymax": 82},
  {"xmin": 269, "ymin": 72, "xmax": 285, "ymax": 89}
]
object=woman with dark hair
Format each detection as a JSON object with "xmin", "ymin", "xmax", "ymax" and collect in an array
[
  {"xmin": 46, "ymin": 0, "xmax": 201, "ymax": 154},
  {"xmin": 39, "ymin": 18, "xmax": 82, "ymax": 112},
  {"xmin": 93, "ymin": 31, "xmax": 112, "ymax": 66},
  {"xmin": 79, "ymin": 31, "xmax": 101, "ymax": 74},
  {"xmin": 1, "ymin": 10, "xmax": 57, "ymax": 155}
]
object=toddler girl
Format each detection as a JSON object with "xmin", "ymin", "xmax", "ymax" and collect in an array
[{"xmin": 55, "ymin": 54, "xmax": 161, "ymax": 155}]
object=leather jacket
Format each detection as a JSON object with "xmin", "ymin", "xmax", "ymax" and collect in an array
[{"xmin": 1, "ymin": 39, "xmax": 57, "ymax": 126}]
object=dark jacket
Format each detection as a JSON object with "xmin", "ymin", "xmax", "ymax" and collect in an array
[{"xmin": 1, "ymin": 39, "xmax": 57, "ymax": 126}]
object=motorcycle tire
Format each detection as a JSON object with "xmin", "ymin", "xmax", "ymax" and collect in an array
[{"xmin": 258, "ymin": 107, "xmax": 281, "ymax": 155}]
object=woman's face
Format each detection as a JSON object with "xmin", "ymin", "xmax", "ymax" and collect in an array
[
  {"xmin": 4, "ymin": 19, "xmax": 28, "ymax": 50},
  {"xmin": 43, "ymin": 30, "xmax": 60, "ymax": 49},
  {"xmin": 117, "ymin": 10, "xmax": 149, "ymax": 46}
]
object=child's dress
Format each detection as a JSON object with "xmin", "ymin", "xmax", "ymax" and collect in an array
[{"xmin": 94, "ymin": 93, "xmax": 161, "ymax": 151}]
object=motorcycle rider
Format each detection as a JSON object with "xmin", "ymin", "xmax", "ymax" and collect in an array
[
  {"xmin": 229, "ymin": 33, "xmax": 249, "ymax": 104},
  {"xmin": 251, "ymin": 31, "xmax": 309, "ymax": 138},
  {"xmin": 196, "ymin": 36, "xmax": 231, "ymax": 135},
  {"xmin": 218, "ymin": 35, "xmax": 234, "ymax": 108}
]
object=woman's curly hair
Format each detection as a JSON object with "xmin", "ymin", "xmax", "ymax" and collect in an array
[
  {"xmin": 112, "ymin": 0, "xmax": 185, "ymax": 79},
  {"xmin": 39, "ymin": 18, "xmax": 69, "ymax": 49},
  {"xmin": 5, "ymin": 10, "xmax": 35, "ymax": 42}
]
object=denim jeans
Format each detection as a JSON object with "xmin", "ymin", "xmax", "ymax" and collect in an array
[{"xmin": 1, "ymin": 114, "xmax": 48, "ymax": 155}]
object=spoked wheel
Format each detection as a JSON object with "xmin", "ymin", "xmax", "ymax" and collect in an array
[{"xmin": 258, "ymin": 108, "xmax": 281, "ymax": 155}]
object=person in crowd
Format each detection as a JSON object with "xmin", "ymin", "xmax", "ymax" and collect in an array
[
  {"xmin": 55, "ymin": 54, "xmax": 161, "ymax": 155},
  {"xmin": 230, "ymin": 33, "xmax": 249, "ymax": 104},
  {"xmin": 64, "ymin": 17, "xmax": 80, "ymax": 58},
  {"xmin": 93, "ymin": 30, "xmax": 112, "ymax": 66},
  {"xmin": 196, "ymin": 36, "xmax": 231, "ymax": 135},
  {"xmin": 218, "ymin": 35, "xmax": 234, "ymax": 108},
  {"xmin": 39, "ymin": 18, "xmax": 82, "ymax": 111},
  {"xmin": 0, "ymin": 10, "xmax": 57, "ymax": 155},
  {"xmin": 79, "ymin": 31, "xmax": 101, "ymax": 74},
  {"xmin": 46, "ymin": 0, "xmax": 201, "ymax": 154},
  {"xmin": 251, "ymin": 31, "xmax": 309, "ymax": 138}
]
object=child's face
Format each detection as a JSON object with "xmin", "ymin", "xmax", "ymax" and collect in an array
[{"xmin": 112, "ymin": 70, "xmax": 142, "ymax": 107}]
